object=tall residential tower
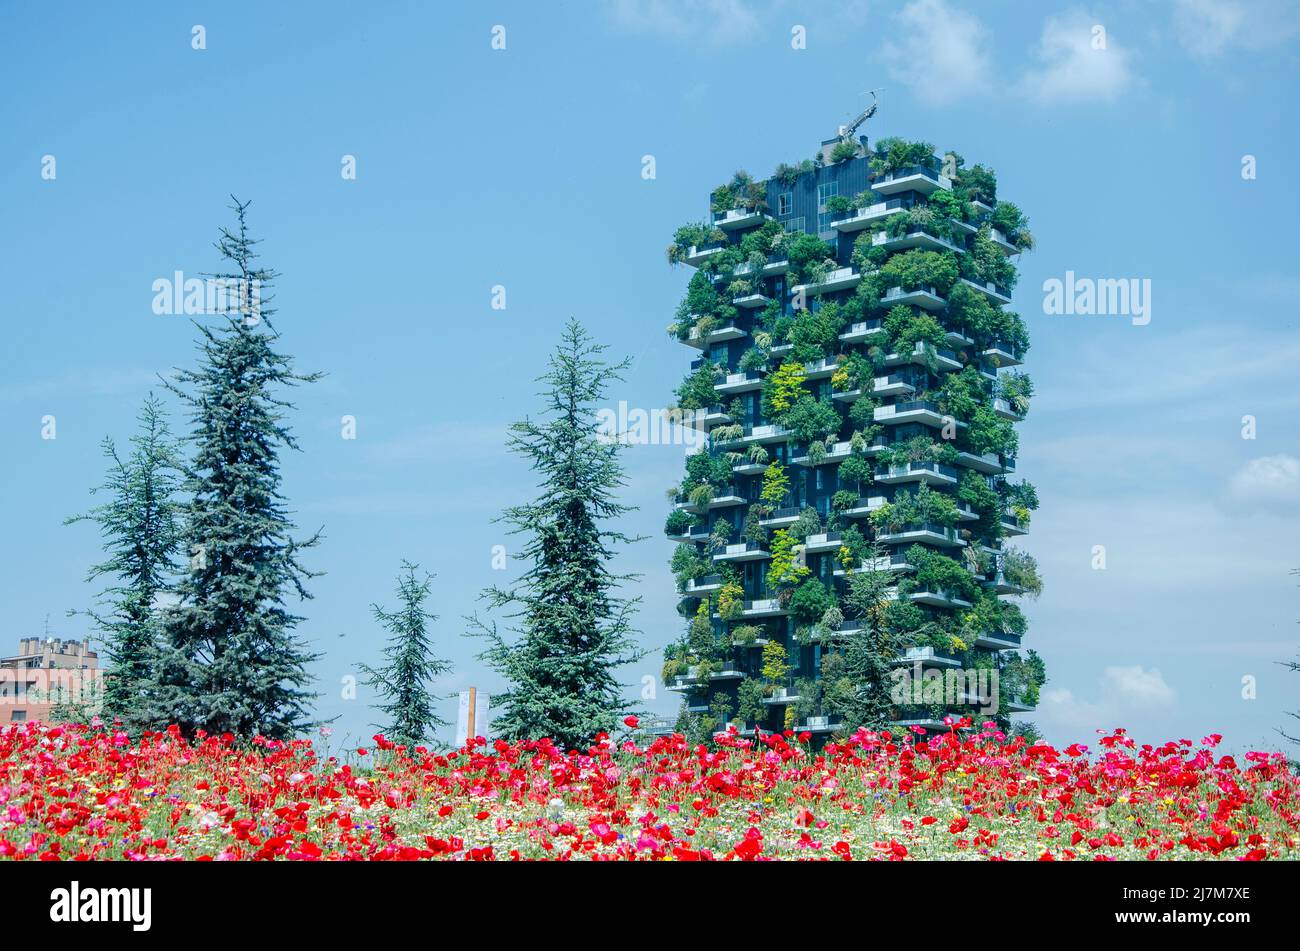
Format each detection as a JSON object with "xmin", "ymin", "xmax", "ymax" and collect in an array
[{"xmin": 661, "ymin": 129, "xmax": 1045, "ymax": 742}]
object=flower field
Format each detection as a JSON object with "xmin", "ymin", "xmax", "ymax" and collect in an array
[{"xmin": 0, "ymin": 718, "xmax": 1295, "ymax": 861}]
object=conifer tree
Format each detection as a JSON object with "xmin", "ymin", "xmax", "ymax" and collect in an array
[
  {"xmin": 152, "ymin": 199, "xmax": 322, "ymax": 739},
  {"xmin": 826, "ymin": 537, "xmax": 932, "ymax": 731},
  {"xmin": 360, "ymin": 562, "xmax": 451, "ymax": 748},
  {"xmin": 469, "ymin": 319, "xmax": 644, "ymax": 750},
  {"xmin": 66, "ymin": 395, "xmax": 181, "ymax": 730}
]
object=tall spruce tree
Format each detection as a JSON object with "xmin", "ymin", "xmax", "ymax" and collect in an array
[
  {"xmin": 152, "ymin": 199, "xmax": 323, "ymax": 739},
  {"xmin": 468, "ymin": 319, "xmax": 644, "ymax": 750},
  {"xmin": 360, "ymin": 562, "xmax": 451, "ymax": 748},
  {"xmin": 66, "ymin": 395, "xmax": 181, "ymax": 730}
]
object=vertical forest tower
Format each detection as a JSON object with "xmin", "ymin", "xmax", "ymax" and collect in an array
[{"xmin": 661, "ymin": 127, "xmax": 1046, "ymax": 741}]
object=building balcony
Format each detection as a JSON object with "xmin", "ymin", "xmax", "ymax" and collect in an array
[
  {"xmin": 732, "ymin": 292, "xmax": 772, "ymax": 310},
  {"xmin": 993, "ymin": 397, "xmax": 1025, "ymax": 421},
  {"xmin": 874, "ymin": 399, "xmax": 960, "ymax": 429},
  {"xmin": 673, "ymin": 485, "xmax": 746, "ymax": 513},
  {"xmin": 803, "ymin": 356, "xmax": 842, "ymax": 380},
  {"xmin": 839, "ymin": 319, "xmax": 884, "ymax": 344},
  {"xmin": 713, "ymin": 541, "xmax": 770, "ymax": 563},
  {"xmin": 874, "ymin": 461, "xmax": 960, "ymax": 486},
  {"xmin": 960, "ymin": 277, "xmax": 1012, "ymax": 306},
  {"xmin": 1000, "ymin": 512, "xmax": 1027, "ymax": 537},
  {"xmin": 871, "ymin": 373, "xmax": 917, "ymax": 398},
  {"xmin": 872, "ymin": 228, "xmax": 965, "ymax": 255},
  {"xmin": 682, "ymin": 574, "xmax": 723, "ymax": 597},
  {"xmin": 838, "ymin": 494, "xmax": 887, "ymax": 519},
  {"xmin": 991, "ymin": 573, "xmax": 1027, "ymax": 596},
  {"xmin": 956, "ymin": 502, "xmax": 979, "ymax": 522},
  {"xmin": 681, "ymin": 404, "xmax": 730, "ymax": 431},
  {"xmin": 882, "ymin": 342, "xmax": 963, "ymax": 372},
  {"xmin": 763, "ymin": 686, "xmax": 800, "ymax": 705},
  {"xmin": 791, "ymin": 266, "xmax": 861, "ymax": 297},
  {"xmin": 872, "ymin": 164, "xmax": 952, "ymax": 196},
  {"xmin": 759, "ymin": 506, "xmax": 801, "ymax": 528},
  {"xmin": 982, "ymin": 341, "xmax": 1023, "ymax": 368},
  {"xmin": 955, "ymin": 450, "xmax": 1002, "ymax": 475},
  {"xmin": 791, "ymin": 439, "xmax": 858, "ymax": 466},
  {"xmin": 666, "ymin": 524, "xmax": 710, "ymax": 544},
  {"xmin": 716, "ymin": 370, "xmax": 764, "ymax": 395},
  {"xmin": 830, "ymin": 198, "xmax": 913, "ymax": 232},
  {"xmin": 682, "ymin": 242, "xmax": 724, "ymax": 267},
  {"xmin": 667, "ymin": 665, "xmax": 746, "ymax": 692},
  {"xmin": 893, "ymin": 646, "xmax": 964, "ymax": 669},
  {"xmin": 909, "ymin": 589, "xmax": 973, "ymax": 609},
  {"xmin": 731, "ymin": 459, "xmax": 770, "ymax": 476},
  {"xmin": 974, "ymin": 630, "xmax": 1022, "ymax": 650},
  {"xmin": 876, "ymin": 521, "xmax": 966, "ymax": 549},
  {"xmin": 988, "ymin": 229, "xmax": 1020, "ymax": 255},
  {"xmin": 714, "ymin": 423, "xmax": 793, "ymax": 447},
  {"xmin": 945, "ymin": 328, "xmax": 974, "ymax": 348},
  {"xmin": 792, "ymin": 716, "xmax": 843, "ymax": 733},
  {"xmin": 712, "ymin": 207, "xmax": 772, "ymax": 231},
  {"xmin": 882, "ymin": 285, "xmax": 946, "ymax": 312},
  {"xmin": 769, "ymin": 342, "xmax": 793, "ymax": 358},
  {"xmin": 834, "ymin": 550, "xmax": 912, "ymax": 576},
  {"xmin": 803, "ymin": 531, "xmax": 844, "ymax": 554},
  {"xmin": 1006, "ymin": 693, "xmax": 1035, "ymax": 713},
  {"xmin": 685, "ymin": 320, "xmax": 747, "ymax": 349},
  {"xmin": 722, "ymin": 598, "xmax": 788, "ymax": 620},
  {"xmin": 720, "ymin": 255, "xmax": 790, "ymax": 280}
]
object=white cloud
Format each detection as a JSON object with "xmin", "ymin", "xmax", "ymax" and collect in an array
[
  {"xmin": 1019, "ymin": 9, "xmax": 1138, "ymax": 105},
  {"xmin": 1173, "ymin": 0, "xmax": 1300, "ymax": 58},
  {"xmin": 1038, "ymin": 665, "xmax": 1176, "ymax": 737},
  {"xmin": 1228, "ymin": 455, "xmax": 1300, "ymax": 510},
  {"xmin": 605, "ymin": 0, "xmax": 767, "ymax": 47},
  {"xmin": 882, "ymin": 0, "xmax": 993, "ymax": 106}
]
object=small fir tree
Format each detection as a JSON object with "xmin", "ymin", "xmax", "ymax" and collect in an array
[
  {"xmin": 360, "ymin": 562, "xmax": 451, "ymax": 748},
  {"xmin": 66, "ymin": 395, "xmax": 182, "ymax": 731}
]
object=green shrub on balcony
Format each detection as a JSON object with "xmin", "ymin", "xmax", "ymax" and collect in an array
[
  {"xmin": 767, "ymin": 530, "xmax": 807, "ymax": 589},
  {"xmin": 783, "ymin": 395, "xmax": 841, "ymax": 444},
  {"xmin": 1002, "ymin": 548, "xmax": 1043, "ymax": 597},
  {"xmin": 954, "ymin": 163, "xmax": 997, "ymax": 205},
  {"xmin": 908, "ymin": 546, "xmax": 979, "ymax": 602},
  {"xmin": 665, "ymin": 510, "xmax": 698, "ymax": 538},
  {"xmin": 883, "ymin": 306, "xmax": 946, "ymax": 355},
  {"xmin": 999, "ymin": 371, "xmax": 1033, "ymax": 415},
  {"xmin": 879, "ymin": 249, "xmax": 959, "ymax": 295},
  {"xmin": 965, "ymin": 405, "xmax": 1019, "ymax": 458},
  {"xmin": 675, "ymin": 361, "xmax": 722, "ymax": 411},
  {"xmin": 990, "ymin": 201, "xmax": 1035, "ymax": 251},
  {"xmin": 869, "ymin": 137, "xmax": 938, "ymax": 176}
]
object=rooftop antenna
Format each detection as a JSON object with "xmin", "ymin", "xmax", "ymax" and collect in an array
[{"xmin": 838, "ymin": 89, "xmax": 882, "ymax": 144}]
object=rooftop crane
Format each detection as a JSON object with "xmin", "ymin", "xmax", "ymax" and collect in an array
[{"xmin": 838, "ymin": 89, "xmax": 881, "ymax": 143}]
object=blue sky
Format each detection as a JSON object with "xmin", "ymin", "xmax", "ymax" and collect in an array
[{"xmin": 3, "ymin": 0, "xmax": 1299, "ymax": 753}]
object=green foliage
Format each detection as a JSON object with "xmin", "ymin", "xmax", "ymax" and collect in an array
[
  {"xmin": 762, "ymin": 361, "xmax": 806, "ymax": 418},
  {"xmin": 469, "ymin": 320, "xmax": 645, "ymax": 750},
  {"xmin": 736, "ymin": 677, "xmax": 765, "ymax": 725},
  {"xmin": 883, "ymin": 306, "xmax": 946, "ymax": 354},
  {"xmin": 879, "ymin": 249, "xmax": 959, "ymax": 295},
  {"xmin": 767, "ymin": 528, "xmax": 808, "ymax": 588},
  {"xmin": 906, "ymin": 546, "xmax": 979, "ymax": 602},
  {"xmin": 152, "ymin": 201, "xmax": 323, "ymax": 740},
  {"xmin": 789, "ymin": 578, "xmax": 834, "ymax": 625},
  {"xmin": 783, "ymin": 395, "xmax": 842, "ymax": 443},
  {"xmin": 1001, "ymin": 548, "xmax": 1044, "ymax": 598},
  {"xmin": 761, "ymin": 641, "xmax": 792, "ymax": 685},
  {"xmin": 829, "ymin": 140, "xmax": 860, "ymax": 164},
  {"xmin": 870, "ymin": 138, "xmax": 937, "ymax": 176},
  {"xmin": 838, "ymin": 454, "xmax": 873, "ymax": 493},
  {"xmin": 65, "ymin": 396, "xmax": 182, "ymax": 732},
  {"xmin": 675, "ymin": 361, "xmax": 721, "ymax": 410},
  {"xmin": 360, "ymin": 562, "xmax": 452, "ymax": 748},
  {"xmin": 761, "ymin": 461, "xmax": 791, "ymax": 508}
]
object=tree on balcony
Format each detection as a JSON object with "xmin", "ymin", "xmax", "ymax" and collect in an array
[{"xmin": 468, "ymin": 320, "xmax": 645, "ymax": 750}]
